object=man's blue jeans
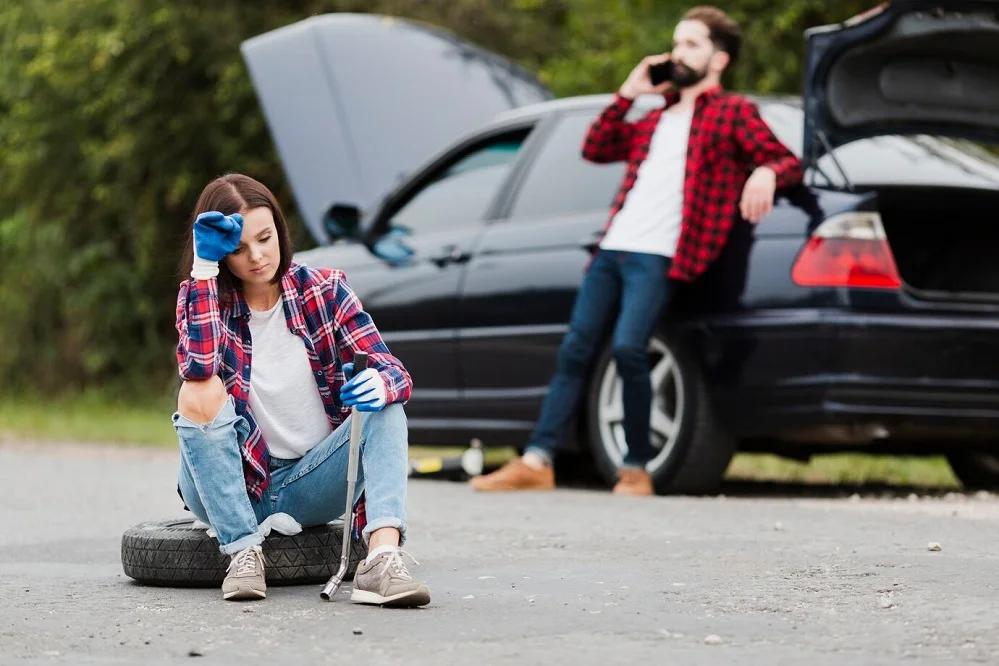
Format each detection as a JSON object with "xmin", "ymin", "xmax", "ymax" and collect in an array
[
  {"xmin": 173, "ymin": 399, "xmax": 409, "ymax": 554},
  {"xmin": 525, "ymin": 250, "xmax": 672, "ymax": 469}
]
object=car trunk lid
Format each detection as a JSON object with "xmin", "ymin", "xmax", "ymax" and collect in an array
[{"xmin": 803, "ymin": 0, "xmax": 999, "ymax": 170}]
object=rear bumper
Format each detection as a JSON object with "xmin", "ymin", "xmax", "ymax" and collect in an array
[{"xmin": 688, "ymin": 309, "xmax": 999, "ymax": 440}]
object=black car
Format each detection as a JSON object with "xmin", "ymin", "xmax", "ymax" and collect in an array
[{"xmin": 242, "ymin": 2, "xmax": 999, "ymax": 492}]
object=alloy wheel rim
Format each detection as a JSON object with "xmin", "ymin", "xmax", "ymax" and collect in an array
[{"xmin": 596, "ymin": 336, "xmax": 684, "ymax": 473}]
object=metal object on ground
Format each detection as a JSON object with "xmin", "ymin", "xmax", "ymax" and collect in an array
[
  {"xmin": 320, "ymin": 350, "xmax": 368, "ymax": 601},
  {"xmin": 408, "ymin": 438, "xmax": 484, "ymax": 480}
]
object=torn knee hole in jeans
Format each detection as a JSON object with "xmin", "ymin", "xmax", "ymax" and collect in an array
[{"xmin": 175, "ymin": 393, "xmax": 237, "ymax": 428}]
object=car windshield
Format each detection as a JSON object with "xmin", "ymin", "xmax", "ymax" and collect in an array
[{"xmin": 759, "ymin": 101, "xmax": 999, "ymax": 190}]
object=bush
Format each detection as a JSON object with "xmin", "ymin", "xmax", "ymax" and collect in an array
[{"xmin": 0, "ymin": 0, "xmax": 864, "ymax": 397}]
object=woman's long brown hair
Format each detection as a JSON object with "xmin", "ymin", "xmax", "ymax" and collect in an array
[{"xmin": 178, "ymin": 173, "xmax": 293, "ymax": 304}]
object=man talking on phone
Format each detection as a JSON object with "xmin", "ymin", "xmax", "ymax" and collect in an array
[{"xmin": 472, "ymin": 5, "xmax": 802, "ymax": 495}]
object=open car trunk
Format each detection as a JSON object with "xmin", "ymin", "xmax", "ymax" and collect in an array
[
  {"xmin": 804, "ymin": 2, "xmax": 999, "ymax": 302},
  {"xmin": 803, "ymin": 1, "xmax": 999, "ymax": 168},
  {"xmin": 877, "ymin": 185, "xmax": 999, "ymax": 299}
]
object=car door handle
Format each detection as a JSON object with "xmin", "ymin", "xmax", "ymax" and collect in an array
[{"xmin": 429, "ymin": 246, "xmax": 471, "ymax": 268}]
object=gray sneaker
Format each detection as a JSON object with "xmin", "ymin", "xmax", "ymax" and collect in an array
[
  {"xmin": 222, "ymin": 545, "xmax": 266, "ymax": 601},
  {"xmin": 351, "ymin": 549, "xmax": 431, "ymax": 607}
]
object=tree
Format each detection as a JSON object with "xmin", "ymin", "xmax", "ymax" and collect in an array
[{"xmin": 0, "ymin": 0, "xmax": 876, "ymax": 397}]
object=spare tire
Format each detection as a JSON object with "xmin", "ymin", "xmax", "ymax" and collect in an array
[{"xmin": 121, "ymin": 517, "xmax": 367, "ymax": 587}]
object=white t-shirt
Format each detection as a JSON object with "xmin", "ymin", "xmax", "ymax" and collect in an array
[
  {"xmin": 598, "ymin": 108, "xmax": 693, "ymax": 257},
  {"xmin": 247, "ymin": 299, "xmax": 333, "ymax": 459}
]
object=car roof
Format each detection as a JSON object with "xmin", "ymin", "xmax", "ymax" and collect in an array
[{"xmin": 489, "ymin": 92, "xmax": 803, "ymax": 126}]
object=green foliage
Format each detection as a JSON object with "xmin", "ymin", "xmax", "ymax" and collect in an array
[
  {"xmin": 542, "ymin": 0, "xmax": 872, "ymax": 96},
  {"xmin": 0, "ymin": 0, "xmax": 876, "ymax": 396},
  {"xmin": 0, "ymin": 0, "xmax": 318, "ymax": 395},
  {"xmin": 0, "ymin": 210, "xmax": 67, "ymax": 390}
]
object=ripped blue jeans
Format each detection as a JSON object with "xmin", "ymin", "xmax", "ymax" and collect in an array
[{"xmin": 173, "ymin": 397, "xmax": 409, "ymax": 554}]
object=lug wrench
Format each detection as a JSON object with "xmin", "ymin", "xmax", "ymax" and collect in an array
[{"xmin": 320, "ymin": 350, "xmax": 368, "ymax": 601}]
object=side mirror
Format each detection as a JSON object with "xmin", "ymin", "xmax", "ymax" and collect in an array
[
  {"xmin": 372, "ymin": 236, "xmax": 415, "ymax": 263},
  {"xmin": 322, "ymin": 203, "xmax": 362, "ymax": 241}
]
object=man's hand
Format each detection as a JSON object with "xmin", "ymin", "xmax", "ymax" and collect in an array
[
  {"xmin": 619, "ymin": 54, "xmax": 672, "ymax": 100},
  {"xmin": 740, "ymin": 167, "xmax": 777, "ymax": 223}
]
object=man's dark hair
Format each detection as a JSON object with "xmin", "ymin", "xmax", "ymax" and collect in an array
[{"xmin": 683, "ymin": 5, "xmax": 743, "ymax": 65}]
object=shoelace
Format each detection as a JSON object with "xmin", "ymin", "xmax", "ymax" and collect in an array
[
  {"xmin": 380, "ymin": 548, "xmax": 419, "ymax": 580},
  {"xmin": 227, "ymin": 547, "xmax": 262, "ymax": 577}
]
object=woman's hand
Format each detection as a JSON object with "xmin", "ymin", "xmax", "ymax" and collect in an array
[
  {"xmin": 191, "ymin": 211, "xmax": 243, "ymax": 279},
  {"xmin": 340, "ymin": 367, "xmax": 388, "ymax": 412},
  {"xmin": 194, "ymin": 211, "xmax": 243, "ymax": 261}
]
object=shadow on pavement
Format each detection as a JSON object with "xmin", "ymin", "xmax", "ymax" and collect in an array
[
  {"xmin": 416, "ymin": 450, "xmax": 978, "ymax": 498},
  {"xmin": 717, "ymin": 479, "xmax": 966, "ymax": 500}
]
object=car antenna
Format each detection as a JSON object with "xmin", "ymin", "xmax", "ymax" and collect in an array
[{"xmin": 816, "ymin": 129, "xmax": 855, "ymax": 192}]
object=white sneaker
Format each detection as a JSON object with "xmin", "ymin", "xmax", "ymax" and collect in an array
[
  {"xmin": 350, "ymin": 549, "xmax": 430, "ymax": 607},
  {"xmin": 222, "ymin": 545, "xmax": 266, "ymax": 601}
]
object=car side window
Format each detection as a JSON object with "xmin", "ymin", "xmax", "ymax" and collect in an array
[
  {"xmin": 386, "ymin": 130, "xmax": 531, "ymax": 235},
  {"xmin": 508, "ymin": 113, "xmax": 626, "ymax": 220}
]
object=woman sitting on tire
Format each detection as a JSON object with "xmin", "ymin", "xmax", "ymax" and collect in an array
[{"xmin": 172, "ymin": 173, "xmax": 430, "ymax": 606}]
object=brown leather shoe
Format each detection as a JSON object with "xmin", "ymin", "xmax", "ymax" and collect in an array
[
  {"xmin": 612, "ymin": 468, "xmax": 654, "ymax": 496},
  {"xmin": 470, "ymin": 457, "xmax": 555, "ymax": 492}
]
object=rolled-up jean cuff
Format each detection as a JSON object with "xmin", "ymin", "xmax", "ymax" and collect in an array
[
  {"xmin": 524, "ymin": 446, "xmax": 554, "ymax": 467},
  {"xmin": 220, "ymin": 531, "xmax": 265, "ymax": 555},
  {"xmin": 361, "ymin": 517, "xmax": 406, "ymax": 547}
]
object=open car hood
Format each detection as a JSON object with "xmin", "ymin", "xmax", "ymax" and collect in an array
[
  {"xmin": 241, "ymin": 13, "xmax": 553, "ymax": 244},
  {"xmin": 803, "ymin": 0, "xmax": 999, "ymax": 168}
]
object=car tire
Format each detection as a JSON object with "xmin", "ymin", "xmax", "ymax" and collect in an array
[
  {"xmin": 121, "ymin": 517, "xmax": 367, "ymax": 587},
  {"xmin": 946, "ymin": 451, "xmax": 999, "ymax": 490},
  {"xmin": 585, "ymin": 329, "xmax": 736, "ymax": 494}
]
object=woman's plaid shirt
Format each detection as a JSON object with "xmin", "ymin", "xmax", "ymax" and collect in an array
[{"xmin": 175, "ymin": 262, "xmax": 413, "ymax": 536}]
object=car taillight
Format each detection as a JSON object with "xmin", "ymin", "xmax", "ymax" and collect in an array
[{"xmin": 791, "ymin": 211, "xmax": 902, "ymax": 289}]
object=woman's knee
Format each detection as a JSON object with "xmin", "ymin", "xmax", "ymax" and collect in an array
[
  {"xmin": 367, "ymin": 402, "xmax": 407, "ymax": 428},
  {"xmin": 177, "ymin": 376, "xmax": 229, "ymax": 425},
  {"xmin": 360, "ymin": 403, "xmax": 408, "ymax": 442}
]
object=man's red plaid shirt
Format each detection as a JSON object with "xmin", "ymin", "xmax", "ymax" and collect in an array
[{"xmin": 582, "ymin": 86, "xmax": 803, "ymax": 281}]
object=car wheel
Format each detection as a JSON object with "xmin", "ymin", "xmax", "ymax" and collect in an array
[
  {"xmin": 946, "ymin": 451, "xmax": 999, "ymax": 489},
  {"xmin": 585, "ymin": 330, "xmax": 736, "ymax": 494},
  {"xmin": 121, "ymin": 518, "xmax": 366, "ymax": 587}
]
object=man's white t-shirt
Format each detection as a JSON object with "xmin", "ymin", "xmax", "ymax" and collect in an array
[
  {"xmin": 247, "ymin": 299, "xmax": 333, "ymax": 459},
  {"xmin": 598, "ymin": 108, "xmax": 693, "ymax": 257}
]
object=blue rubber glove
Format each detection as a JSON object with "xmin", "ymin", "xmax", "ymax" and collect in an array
[
  {"xmin": 340, "ymin": 367, "xmax": 388, "ymax": 412},
  {"xmin": 191, "ymin": 211, "xmax": 243, "ymax": 279}
]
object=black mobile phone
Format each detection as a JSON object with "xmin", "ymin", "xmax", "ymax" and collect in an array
[{"xmin": 648, "ymin": 60, "xmax": 674, "ymax": 86}]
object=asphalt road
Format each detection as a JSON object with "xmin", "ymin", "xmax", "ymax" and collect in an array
[{"xmin": 2, "ymin": 439, "xmax": 998, "ymax": 665}]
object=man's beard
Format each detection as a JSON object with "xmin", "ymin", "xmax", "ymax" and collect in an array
[{"xmin": 671, "ymin": 61, "xmax": 708, "ymax": 88}]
